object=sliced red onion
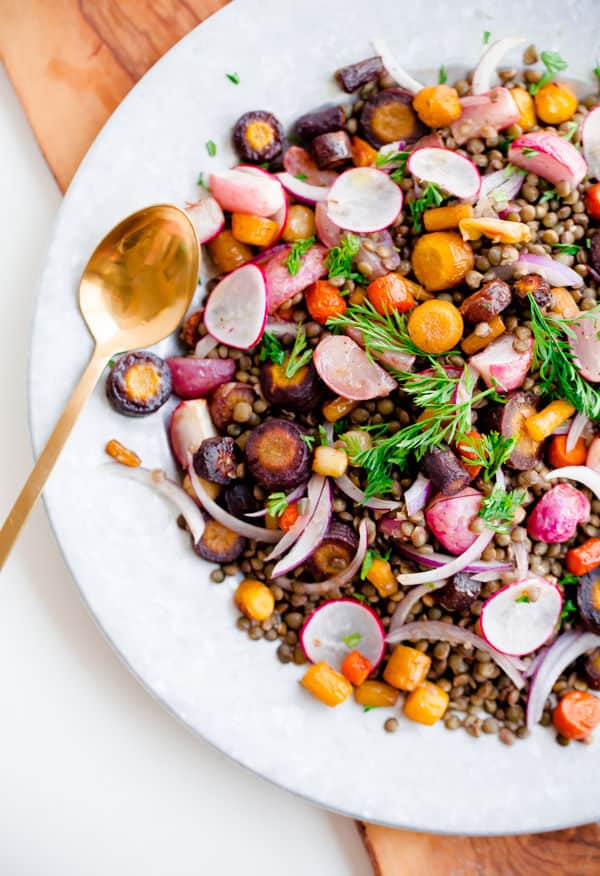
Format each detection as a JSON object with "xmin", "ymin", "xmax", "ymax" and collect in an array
[
  {"xmin": 265, "ymin": 476, "xmax": 323, "ymax": 560},
  {"xmin": 194, "ymin": 335, "xmax": 218, "ymax": 357},
  {"xmin": 264, "ymin": 318, "xmax": 298, "ymax": 337},
  {"xmin": 476, "ymin": 168, "xmax": 525, "ymax": 215},
  {"xmin": 546, "ymin": 465, "xmax": 600, "ymax": 499},
  {"xmin": 335, "ymin": 474, "xmax": 401, "ymax": 511},
  {"xmin": 188, "ymin": 466, "xmax": 282, "ymax": 542},
  {"xmin": 514, "ymin": 253, "xmax": 584, "ymax": 287},
  {"xmin": 281, "ymin": 518, "xmax": 369, "ymax": 598},
  {"xmin": 398, "ymin": 530, "xmax": 495, "ymax": 586},
  {"xmin": 271, "ymin": 477, "xmax": 332, "ymax": 577},
  {"xmin": 276, "ymin": 172, "xmax": 329, "ymax": 204},
  {"xmin": 512, "ymin": 540, "xmax": 529, "ymax": 579},
  {"xmin": 371, "ymin": 37, "xmax": 425, "ymax": 93},
  {"xmin": 394, "ymin": 542, "xmax": 512, "ymax": 575},
  {"xmin": 472, "ymin": 37, "xmax": 526, "ymax": 95},
  {"xmin": 472, "ymin": 569, "xmax": 507, "ymax": 583},
  {"xmin": 404, "ymin": 473, "xmax": 432, "ymax": 516},
  {"xmin": 388, "ymin": 580, "xmax": 447, "ymax": 633},
  {"xmin": 552, "ymin": 419, "xmax": 572, "ymax": 436},
  {"xmin": 523, "ymin": 644, "xmax": 550, "ymax": 679},
  {"xmin": 526, "ymin": 630, "xmax": 600, "ymax": 729},
  {"xmin": 112, "ymin": 466, "xmax": 205, "ymax": 545},
  {"xmin": 386, "ymin": 621, "xmax": 526, "ymax": 689},
  {"xmin": 244, "ymin": 482, "xmax": 307, "ymax": 518},
  {"xmin": 566, "ymin": 412, "xmax": 589, "ymax": 453}
]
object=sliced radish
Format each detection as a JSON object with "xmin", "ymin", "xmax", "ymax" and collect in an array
[
  {"xmin": 209, "ymin": 168, "xmax": 284, "ymax": 217},
  {"xmin": 185, "ymin": 196, "xmax": 225, "ymax": 243},
  {"xmin": 326, "ymin": 168, "xmax": 403, "ymax": 233},
  {"xmin": 480, "ymin": 576, "xmax": 562, "ymax": 656},
  {"xmin": 344, "ymin": 325, "xmax": 416, "ymax": 373},
  {"xmin": 271, "ymin": 478, "xmax": 332, "ymax": 577},
  {"xmin": 570, "ymin": 314, "xmax": 600, "ymax": 382},
  {"xmin": 469, "ymin": 333, "xmax": 533, "ymax": 392},
  {"xmin": 371, "ymin": 37, "xmax": 425, "ymax": 94},
  {"xmin": 236, "ymin": 165, "xmax": 288, "ymax": 242},
  {"xmin": 451, "ymin": 88, "xmax": 520, "ymax": 145},
  {"xmin": 407, "ymin": 147, "xmax": 481, "ymax": 200},
  {"xmin": 315, "ymin": 201, "xmax": 343, "ymax": 247},
  {"xmin": 204, "ymin": 263, "xmax": 267, "ymax": 349},
  {"xmin": 313, "ymin": 334, "xmax": 397, "ymax": 400},
  {"xmin": 425, "ymin": 487, "xmax": 483, "ymax": 555},
  {"xmin": 472, "ymin": 37, "xmax": 526, "ymax": 95},
  {"xmin": 283, "ymin": 146, "xmax": 339, "ymax": 186},
  {"xmin": 169, "ymin": 399, "xmax": 216, "ymax": 467},
  {"xmin": 587, "ymin": 436, "xmax": 600, "ymax": 472},
  {"xmin": 582, "ymin": 106, "xmax": 600, "ymax": 181},
  {"xmin": 513, "ymin": 252, "xmax": 583, "ymax": 287},
  {"xmin": 263, "ymin": 244, "xmax": 328, "ymax": 313},
  {"xmin": 508, "ymin": 131, "xmax": 587, "ymax": 188},
  {"xmin": 276, "ymin": 172, "xmax": 329, "ymax": 204},
  {"xmin": 166, "ymin": 357, "xmax": 236, "ymax": 400},
  {"xmin": 299, "ymin": 598, "xmax": 386, "ymax": 671}
]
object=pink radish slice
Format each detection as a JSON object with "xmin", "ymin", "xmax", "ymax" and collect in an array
[
  {"xmin": 313, "ymin": 335, "xmax": 397, "ymax": 400},
  {"xmin": 283, "ymin": 146, "xmax": 339, "ymax": 187},
  {"xmin": 371, "ymin": 37, "xmax": 424, "ymax": 94},
  {"xmin": 276, "ymin": 172, "xmax": 329, "ymax": 204},
  {"xmin": 167, "ymin": 357, "xmax": 236, "ymax": 400},
  {"xmin": 587, "ymin": 436, "xmax": 600, "ymax": 472},
  {"xmin": 209, "ymin": 168, "xmax": 284, "ymax": 216},
  {"xmin": 407, "ymin": 147, "xmax": 481, "ymax": 200},
  {"xmin": 425, "ymin": 487, "xmax": 483, "ymax": 555},
  {"xmin": 271, "ymin": 478, "xmax": 332, "ymax": 577},
  {"xmin": 569, "ymin": 314, "xmax": 600, "ymax": 382},
  {"xmin": 326, "ymin": 168, "xmax": 403, "ymax": 233},
  {"xmin": 513, "ymin": 252, "xmax": 584, "ymax": 287},
  {"xmin": 451, "ymin": 88, "xmax": 520, "ymax": 145},
  {"xmin": 169, "ymin": 399, "xmax": 216, "ymax": 467},
  {"xmin": 508, "ymin": 131, "xmax": 587, "ymax": 188},
  {"xmin": 204, "ymin": 263, "xmax": 268, "ymax": 349},
  {"xmin": 344, "ymin": 325, "xmax": 416, "ymax": 373},
  {"xmin": 236, "ymin": 165, "xmax": 288, "ymax": 241},
  {"xmin": 480, "ymin": 576, "xmax": 562, "ymax": 656},
  {"xmin": 469, "ymin": 333, "xmax": 533, "ymax": 392},
  {"xmin": 299, "ymin": 598, "xmax": 386, "ymax": 671},
  {"xmin": 185, "ymin": 196, "xmax": 225, "ymax": 243},
  {"xmin": 263, "ymin": 244, "xmax": 328, "ymax": 313},
  {"xmin": 472, "ymin": 37, "xmax": 526, "ymax": 95},
  {"xmin": 264, "ymin": 317, "xmax": 298, "ymax": 336},
  {"xmin": 315, "ymin": 201, "xmax": 343, "ymax": 247},
  {"xmin": 582, "ymin": 106, "xmax": 600, "ymax": 180}
]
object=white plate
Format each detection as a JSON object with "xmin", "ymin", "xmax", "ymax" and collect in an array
[{"xmin": 29, "ymin": 0, "xmax": 600, "ymax": 834}]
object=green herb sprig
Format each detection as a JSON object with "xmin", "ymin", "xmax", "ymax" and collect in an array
[
  {"xmin": 326, "ymin": 234, "xmax": 365, "ymax": 283},
  {"xmin": 285, "ymin": 236, "xmax": 316, "ymax": 275},
  {"xmin": 560, "ymin": 598, "xmax": 578, "ymax": 623},
  {"xmin": 267, "ymin": 492, "xmax": 288, "ymax": 517},
  {"xmin": 226, "ymin": 72, "xmax": 240, "ymax": 84},
  {"xmin": 360, "ymin": 548, "xmax": 390, "ymax": 580},
  {"xmin": 300, "ymin": 434, "xmax": 316, "ymax": 450},
  {"xmin": 375, "ymin": 148, "xmax": 410, "ymax": 183},
  {"xmin": 408, "ymin": 183, "xmax": 446, "ymax": 232},
  {"xmin": 259, "ymin": 331, "xmax": 286, "ymax": 365},
  {"xmin": 552, "ymin": 242, "xmax": 580, "ymax": 255},
  {"xmin": 327, "ymin": 301, "xmax": 435, "ymax": 363},
  {"xmin": 341, "ymin": 632, "xmax": 362, "ymax": 648},
  {"xmin": 483, "ymin": 30, "xmax": 491, "ymax": 45},
  {"xmin": 478, "ymin": 485, "xmax": 526, "ymax": 533},
  {"xmin": 528, "ymin": 50, "xmax": 568, "ymax": 96},
  {"xmin": 206, "ymin": 140, "xmax": 217, "ymax": 157},
  {"xmin": 285, "ymin": 328, "xmax": 312, "ymax": 378},
  {"xmin": 515, "ymin": 594, "xmax": 531, "ymax": 604},
  {"xmin": 438, "ymin": 66, "xmax": 447, "ymax": 84},
  {"xmin": 457, "ymin": 431, "xmax": 517, "ymax": 482}
]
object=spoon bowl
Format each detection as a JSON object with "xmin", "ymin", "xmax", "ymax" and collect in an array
[{"xmin": 0, "ymin": 203, "xmax": 200, "ymax": 569}]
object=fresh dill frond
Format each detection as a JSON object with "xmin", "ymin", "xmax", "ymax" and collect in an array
[
  {"xmin": 327, "ymin": 301, "xmax": 434, "ymax": 362},
  {"xmin": 396, "ymin": 360, "xmax": 462, "ymax": 408},
  {"xmin": 285, "ymin": 236, "xmax": 316, "ymax": 275},
  {"xmin": 326, "ymin": 234, "xmax": 365, "ymax": 283},
  {"xmin": 266, "ymin": 492, "xmax": 288, "ymax": 517},
  {"xmin": 407, "ymin": 183, "xmax": 446, "ymax": 232},
  {"xmin": 478, "ymin": 486, "xmax": 526, "ymax": 533},
  {"xmin": 285, "ymin": 328, "xmax": 312, "ymax": 378},
  {"xmin": 457, "ymin": 431, "xmax": 517, "ymax": 481}
]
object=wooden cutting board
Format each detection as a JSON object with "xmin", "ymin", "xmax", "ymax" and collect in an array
[{"xmin": 2, "ymin": 2, "xmax": 599, "ymax": 872}]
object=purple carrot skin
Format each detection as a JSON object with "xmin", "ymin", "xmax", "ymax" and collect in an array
[
  {"xmin": 312, "ymin": 131, "xmax": 353, "ymax": 169},
  {"xmin": 107, "ymin": 351, "xmax": 172, "ymax": 417},
  {"xmin": 489, "ymin": 391, "xmax": 542, "ymax": 471},
  {"xmin": 527, "ymin": 483, "xmax": 590, "ymax": 544},
  {"xmin": 436, "ymin": 572, "xmax": 482, "ymax": 612},
  {"xmin": 295, "ymin": 105, "xmax": 346, "ymax": 141},
  {"xmin": 360, "ymin": 88, "xmax": 426, "ymax": 147},
  {"xmin": 577, "ymin": 569, "xmax": 600, "ymax": 635},
  {"xmin": 422, "ymin": 447, "xmax": 470, "ymax": 496},
  {"xmin": 244, "ymin": 419, "xmax": 310, "ymax": 491},
  {"xmin": 304, "ymin": 521, "xmax": 358, "ymax": 580},
  {"xmin": 192, "ymin": 436, "xmax": 242, "ymax": 486},
  {"xmin": 513, "ymin": 272, "xmax": 553, "ymax": 307},
  {"xmin": 335, "ymin": 57, "xmax": 384, "ymax": 93}
]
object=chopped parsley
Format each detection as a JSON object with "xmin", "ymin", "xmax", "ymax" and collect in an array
[
  {"xmin": 226, "ymin": 72, "xmax": 240, "ymax": 84},
  {"xmin": 327, "ymin": 301, "xmax": 436, "ymax": 364},
  {"xmin": 266, "ymin": 492, "xmax": 288, "ymax": 517},
  {"xmin": 318, "ymin": 425, "xmax": 330, "ymax": 446},
  {"xmin": 326, "ymin": 233, "xmax": 365, "ymax": 283},
  {"xmin": 562, "ymin": 121, "xmax": 579, "ymax": 142},
  {"xmin": 457, "ymin": 431, "xmax": 518, "ymax": 482},
  {"xmin": 483, "ymin": 30, "xmax": 491, "ymax": 45},
  {"xmin": 341, "ymin": 632, "xmax": 362, "ymax": 648},
  {"xmin": 515, "ymin": 594, "xmax": 531, "ymax": 604},
  {"xmin": 595, "ymin": 64, "xmax": 600, "ymax": 84},
  {"xmin": 478, "ymin": 486, "xmax": 526, "ymax": 533},
  {"xmin": 560, "ymin": 598, "xmax": 578, "ymax": 623},
  {"xmin": 528, "ymin": 50, "xmax": 568, "ymax": 96},
  {"xmin": 300, "ymin": 434, "xmax": 316, "ymax": 450},
  {"xmin": 206, "ymin": 140, "xmax": 217, "ymax": 157},
  {"xmin": 285, "ymin": 328, "xmax": 312, "ymax": 378},
  {"xmin": 408, "ymin": 183, "xmax": 445, "ymax": 232},
  {"xmin": 375, "ymin": 148, "xmax": 410, "ymax": 183},
  {"xmin": 352, "ymin": 592, "xmax": 369, "ymax": 604},
  {"xmin": 259, "ymin": 331, "xmax": 286, "ymax": 365},
  {"xmin": 552, "ymin": 242, "xmax": 580, "ymax": 255},
  {"xmin": 363, "ymin": 705, "xmax": 379, "ymax": 712},
  {"xmin": 522, "ymin": 147, "xmax": 540, "ymax": 158},
  {"xmin": 285, "ymin": 236, "xmax": 316, "ymax": 275},
  {"xmin": 360, "ymin": 548, "xmax": 390, "ymax": 580},
  {"xmin": 438, "ymin": 65, "xmax": 447, "ymax": 85},
  {"xmin": 539, "ymin": 187, "xmax": 557, "ymax": 205},
  {"xmin": 295, "ymin": 172, "xmax": 308, "ymax": 181},
  {"xmin": 196, "ymin": 171, "xmax": 207, "ymax": 187}
]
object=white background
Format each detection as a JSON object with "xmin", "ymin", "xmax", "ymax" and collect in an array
[{"xmin": 0, "ymin": 66, "xmax": 372, "ymax": 876}]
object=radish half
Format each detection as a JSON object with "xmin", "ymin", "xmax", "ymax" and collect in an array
[
  {"xmin": 582, "ymin": 106, "xmax": 600, "ymax": 181},
  {"xmin": 185, "ymin": 196, "xmax": 225, "ymax": 243},
  {"xmin": 209, "ymin": 168, "xmax": 284, "ymax": 216},
  {"xmin": 282, "ymin": 146, "xmax": 339, "ymax": 187},
  {"xmin": 508, "ymin": 131, "xmax": 587, "ymax": 188},
  {"xmin": 300, "ymin": 599, "xmax": 386, "ymax": 671},
  {"xmin": 204, "ymin": 263, "xmax": 268, "ymax": 349},
  {"xmin": 326, "ymin": 167, "xmax": 403, "ymax": 233},
  {"xmin": 480, "ymin": 576, "xmax": 562, "ymax": 656},
  {"xmin": 169, "ymin": 399, "xmax": 216, "ymax": 468},
  {"xmin": 315, "ymin": 201, "xmax": 343, "ymax": 247},
  {"xmin": 237, "ymin": 165, "xmax": 288, "ymax": 241},
  {"xmin": 313, "ymin": 334, "xmax": 397, "ymax": 400},
  {"xmin": 407, "ymin": 147, "xmax": 481, "ymax": 200},
  {"xmin": 276, "ymin": 172, "xmax": 329, "ymax": 204}
]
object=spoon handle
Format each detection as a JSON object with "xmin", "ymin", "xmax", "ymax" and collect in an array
[{"xmin": 0, "ymin": 348, "xmax": 108, "ymax": 571}]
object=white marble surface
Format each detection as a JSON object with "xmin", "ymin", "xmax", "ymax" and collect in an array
[{"xmin": 0, "ymin": 65, "xmax": 371, "ymax": 876}]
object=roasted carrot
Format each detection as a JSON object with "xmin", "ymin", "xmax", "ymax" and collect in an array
[
  {"xmin": 279, "ymin": 502, "xmax": 300, "ymax": 532},
  {"xmin": 305, "ymin": 280, "xmax": 347, "ymax": 324},
  {"xmin": 407, "ymin": 299, "xmax": 464, "ymax": 354},
  {"xmin": 461, "ymin": 315, "xmax": 505, "ymax": 355},
  {"xmin": 231, "ymin": 212, "xmax": 279, "ymax": 247},
  {"xmin": 553, "ymin": 690, "xmax": 600, "ymax": 739},
  {"xmin": 547, "ymin": 434, "xmax": 588, "ymax": 468},
  {"xmin": 301, "ymin": 661, "xmax": 352, "ymax": 707},
  {"xmin": 341, "ymin": 650, "xmax": 372, "ymax": 686},
  {"xmin": 367, "ymin": 272, "xmax": 416, "ymax": 316},
  {"xmin": 350, "ymin": 136, "xmax": 378, "ymax": 167},
  {"xmin": 566, "ymin": 538, "xmax": 600, "ymax": 576},
  {"xmin": 456, "ymin": 430, "xmax": 483, "ymax": 479}
]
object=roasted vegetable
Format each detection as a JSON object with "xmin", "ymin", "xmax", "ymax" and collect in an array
[
  {"xmin": 351, "ymin": 136, "xmax": 378, "ymax": 167},
  {"xmin": 107, "ymin": 351, "xmax": 172, "ymax": 417},
  {"xmin": 425, "ymin": 487, "xmax": 483, "ymax": 555},
  {"xmin": 577, "ymin": 567, "xmax": 600, "ymax": 634},
  {"xmin": 492, "ymin": 391, "xmax": 542, "ymax": 470},
  {"xmin": 232, "ymin": 110, "xmax": 284, "ymax": 162},
  {"xmin": 436, "ymin": 572, "xmax": 482, "ymax": 613},
  {"xmin": 312, "ymin": 131, "xmax": 352, "ymax": 169},
  {"xmin": 423, "ymin": 203, "xmax": 474, "ymax": 232},
  {"xmin": 567, "ymin": 539, "xmax": 600, "ymax": 578},
  {"xmin": 167, "ymin": 357, "xmax": 237, "ymax": 400},
  {"xmin": 281, "ymin": 205, "xmax": 316, "ymax": 243},
  {"xmin": 367, "ymin": 273, "xmax": 416, "ymax": 316},
  {"xmin": 196, "ymin": 518, "xmax": 245, "ymax": 563},
  {"xmin": 411, "ymin": 231, "xmax": 474, "ymax": 292},
  {"xmin": 207, "ymin": 230, "xmax": 253, "ymax": 273},
  {"xmin": 412, "ymin": 85, "xmax": 462, "ymax": 128},
  {"xmin": 305, "ymin": 521, "xmax": 358, "ymax": 580},
  {"xmin": 527, "ymin": 483, "xmax": 590, "ymax": 544},
  {"xmin": 422, "ymin": 447, "xmax": 470, "ymax": 496},
  {"xmin": 341, "ymin": 650, "xmax": 372, "ymax": 686},
  {"xmin": 322, "ymin": 396, "xmax": 358, "ymax": 422},
  {"xmin": 235, "ymin": 579, "xmax": 275, "ymax": 621},
  {"xmin": 550, "ymin": 287, "xmax": 579, "ymax": 319},
  {"xmin": 548, "ymin": 434, "xmax": 587, "ymax": 468},
  {"xmin": 553, "ymin": 690, "xmax": 600, "ymax": 740},
  {"xmin": 510, "ymin": 87, "xmax": 537, "ymax": 131},
  {"xmin": 193, "ymin": 436, "xmax": 241, "ymax": 485},
  {"xmin": 305, "ymin": 280, "xmax": 347, "ymax": 325},
  {"xmin": 180, "ymin": 310, "xmax": 203, "ymax": 348},
  {"xmin": 461, "ymin": 315, "xmax": 506, "ymax": 355},
  {"xmin": 259, "ymin": 360, "xmax": 320, "ymax": 412},
  {"xmin": 231, "ymin": 212, "xmax": 279, "ymax": 247},
  {"xmin": 525, "ymin": 399, "xmax": 575, "ymax": 442},
  {"xmin": 245, "ymin": 418, "xmax": 310, "ymax": 490},
  {"xmin": 295, "ymin": 105, "xmax": 345, "ymax": 142},
  {"xmin": 353, "ymin": 680, "xmax": 399, "ymax": 707},
  {"xmin": 407, "ymin": 300, "xmax": 464, "ymax": 354},
  {"xmin": 403, "ymin": 681, "xmax": 449, "ymax": 725},
  {"xmin": 312, "ymin": 445, "xmax": 348, "ymax": 478},
  {"xmin": 460, "ymin": 279, "xmax": 511, "ymax": 323},
  {"xmin": 513, "ymin": 273, "xmax": 553, "ymax": 308},
  {"xmin": 365, "ymin": 558, "xmax": 398, "ymax": 597},
  {"xmin": 360, "ymin": 88, "xmax": 425, "ymax": 147},
  {"xmin": 336, "ymin": 57, "xmax": 384, "ymax": 93},
  {"xmin": 208, "ymin": 382, "xmax": 256, "ymax": 431},
  {"xmin": 582, "ymin": 649, "xmax": 600, "ymax": 690},
  {"xmin": 534, "ymin": 82, "xmax": 578, "ymax": 125},
  {"xmin": 222, "ymin": 481, "xmax": 259, "ymax": 517},
  {"xmin": 301, "ymin": 661, "xmax": 353, "ymax": 706},
  {"xmin": 384, "ymin": 644, "xmax": 431, "ymax": 691},
  {"xmin": 105, "ymin": 439, "xmax": 141, "ymax": 467}
]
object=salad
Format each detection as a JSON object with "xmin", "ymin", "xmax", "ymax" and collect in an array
[{"xmin": 106, "ymin": 35, "xmax": 600, "ymax": 746}]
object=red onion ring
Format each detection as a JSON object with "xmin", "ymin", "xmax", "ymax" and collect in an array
[
  {"xmin": 404, "ymin": 473, "xmax": 432, "ymax": 516},
  {"xmin": 388, "ymin": 580, "xmax": 447, "ymax": 632},
  {"xmin": 334, "ymin": 474, "xmax": 401, "ymax": 511},
  {"xmin": 271, "ymin": 477, "xmax": 332, "ymax": 577},
  {"xmin": 546, "ymin": 465, "xmax": 600, "ymax": 499},
  {"xmin": 566, "ymin": 412, "xmax": 590, "ymax": 453}
]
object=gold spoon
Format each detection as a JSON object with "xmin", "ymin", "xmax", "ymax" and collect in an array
[{"xmin": 0, "ymin": 204, "xmax": 200, "ymax": 571}]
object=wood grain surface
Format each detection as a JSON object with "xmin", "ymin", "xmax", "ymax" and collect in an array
[{"xmin": 1, "ymin": 2, "xmax": 599, "ymax": 873}]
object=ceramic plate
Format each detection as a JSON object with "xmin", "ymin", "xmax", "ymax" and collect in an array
[{"xmin": 30, "ymin": 0, "xmax": 600, "ymax": 834}]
